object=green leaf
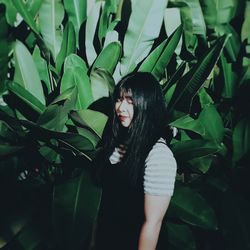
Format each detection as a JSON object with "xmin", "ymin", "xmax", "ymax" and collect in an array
[
  {"xmin": 10, "ymin": 0, "xmax": 39, "ymax": 34},
  {"xmin": 232, "ymin": 118, "xmax": 250, "ymax": 164},
  {"xmin": 32, "ymin": 45, "xmax": 51, "ymax": 93},
  {"xmin": 52, "ymin": 168, "xmax": 102, "ymax": 249},
  {"xmin": 37, "ymin": 87, "xmax": 77, "ymax": 132},
  {"xmin": 7, "ymin": 81, "xmax": 45, "ymax": 114},
  {"xmin": 92, "ymin": 41, "xmax": 122, "ymax": 75},
  {"xmin": 38, "ymin": 0, "xmax": 64, "ymax": 61},
  {"xmin": 220, "ymin": 52, "xmax": 238, "ymax": 98},
  {"xmin": 90, "ymin": 68, "xmax": 115, "ymax": 101},
  {"xmin": 56, "ymin": 21, "xmax": 76, "ymax": 73},
  {"xmin": 169, "ymin": 115, "xmax": 205, "ymax": 136},
  {"xmin": 61, "ymin": 55, "xmax": 93, "ymax": 110},
  {"xmin": 169, "ymin": 185, "xmax": 218, "ymax": 230},
  {"xmin": 200, "ymin": 0, "xmax": 239, "ymax": 27},
  {"xmin": 166, "ymin": 222, "xmax": 196, "ymax": 250},
  {"xmin": 139, "ymin": 24, "xmax": 183, "ymax": 80},
  {"xmin": 70, "ymin": 109, "xmax": 108, "ymax": 139},
  {"xmin": 120, "ymin": 0, "xmax": 168, "ymax": 75},
  {"xmin": 171, "ymin": 139, "xmax": 221, "ymax": 161},
  {"xmin": 0, "ymin": 0, "xmax": 17, "ymax": 26},
  {"xmin": 64, "ymin": 0, "xmax": 87, "ymax": 47},
  {"xmin": 167, "ymin": 34, "xmax": 229, "ymax": 113},
  {"xmin": 85, "ymin": 1, "xmax": 102, "ymax": 66},
  {"xmin": 197, "ymin": 104, "xmax": 225, "ymax": 144},
  {"xmin": 13, "ymin": 40, "xmax": 45, "ymax": 105}
]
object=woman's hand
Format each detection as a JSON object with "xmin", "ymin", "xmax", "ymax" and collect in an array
[{"xmin": 138, "ymin": 194, "xmax": 171, "ymax": 250}]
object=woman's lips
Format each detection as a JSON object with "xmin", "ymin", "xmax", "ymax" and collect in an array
[{"xmin": 119, "ymin": 115, "xmax": 128, "ymax": 121}]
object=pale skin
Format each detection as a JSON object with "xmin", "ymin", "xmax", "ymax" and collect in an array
[
  {"xmin": 138, "ymin": 194, "xmax": 171, "ymax": 250},
  {"xmin": 115, "ymin": 95, "xmax": 172, "ymax": 249}
]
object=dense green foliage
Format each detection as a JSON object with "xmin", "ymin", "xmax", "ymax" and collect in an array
[{"xmin": 0, "ymin": 0, "xmax": 250, "ymax": 249}]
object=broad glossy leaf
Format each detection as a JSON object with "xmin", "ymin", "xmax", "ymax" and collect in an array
[
  {"xmin": 70, "ymin": 109, "xmax": 108, "ymax": 139},
  {"xmin": 169, "ymin": 115, "xmax": 205, "ymax": 136},
  {"xmin": 167, "ymin": 35, "xmax": 229, "ymax": 113},
  {"xmin": 76, "ymin": 127, "xmax": 100, "ymax": 149},
  {"xmin": 38, "ymin": 0, "xmax": 64, "ymax": 61},
  {"xmin": 37, "ymin": 87, "xmax": 77, "ymax": 132},
  {"xmin": 90, "ymin": 68, "xmax": 115, "ymax": 101},
  {"xmin": 32, "ymin": 46, "xmax": 51, "ymax": 93},
  {"xmin": 171, "ymin": 139, "xmax": 221, "ymax": 161},
  {"xmin": 241, "ymin": 2, "xmax": 250, "ymax": 43},
  {"xmin": 139, "ymin": 25, "xmax": 182, "ymax": 80},
  {"xmin": 98, "ymin": 0, "xmax": 119, "ymax": 44},
  {"xmin": 52, "ymin": 168, "xmax": 102, "ymax": 249},
  {"xmin": 61, "ymin": 54, "xmax": 93, "ymax": 110},
  {"xmin": 10, "ymin": 0, "xmax": 39, "ymax": 34},
  {"xmin": 232, "ymin": 118, "xmax": 250, "ymax": 164},
  {"xmin": 0, "ymin": 0, "xmax": 17, "ymax": 25},
  {"xmin": 13, "ymin": 40, "xmax": 45, "ymax": 104},
  {"xmin": 26, "ymin": 0, "xmax": 43, "ymax": 18},
  {"xmin": 56, "ymin": 21, "xmax": 76, "ymax": 73},
  {"xmin": 20, "ymin": 119, "xmax": 94, "ymax": 153},
  {"xmin": 169, "ymin": 185, "xmax": 218, "ymax": 230},
  {"xmin": 189, "ymin": 155, "xmax": 213, "ymax": 173},
  {"xmin": 197, "ymin": 104, "xmax": 224, "ymax": 144},
  {"xmin": 198, "ymin": 88, "xmax": 214, "ymax": 108},
  {"xmin": 200, "ymin": 0, "xmax": 238, "ymax": 27},
  {"xmin": 7, "ymin": 81, "xmax": 45, "ymax": 115},
  {"xmin": 64, "ymin": 0, "xmax": 87, "ymax": 47},
  {"xmin": 85, "ymin": 1, "xmax": 102, "ymax": 66},
  {"xmin": 120, "ymin": 0, "xmax": 168, "ymax": 75},
  {"xmin": 92, "ymin": 42, "xmax": 121, "ymax": 75},
  {"xmin": 170, "ymin": 0, "xmax": 206, "ymax": 54},
  {"xmin": 166, "ymin": 222, "xmax": 196, "ymax": 250}
]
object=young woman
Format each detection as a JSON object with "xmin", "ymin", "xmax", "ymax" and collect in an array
[{"xmin": 93, "ymin": 72, "xmax": 177, "ymax": 250}]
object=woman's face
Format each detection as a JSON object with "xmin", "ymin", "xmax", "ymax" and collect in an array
[{"xmin": 115, "ymin": 95, "xmax": 134, "ymax": 127}]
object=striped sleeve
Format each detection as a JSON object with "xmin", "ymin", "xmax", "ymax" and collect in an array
[{"xmin": 144, "ymin": 138, "xmax": 177, "ymax": 196}]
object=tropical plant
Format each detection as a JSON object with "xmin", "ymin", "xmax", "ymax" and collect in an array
[{"xmin": 0, "ymin": 0, "xmax": 249, "ymax": 250}]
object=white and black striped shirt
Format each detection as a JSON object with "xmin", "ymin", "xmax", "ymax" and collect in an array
[{"xmin": 109, "ymin": 138, "xmax": 177, "ymax": 196}]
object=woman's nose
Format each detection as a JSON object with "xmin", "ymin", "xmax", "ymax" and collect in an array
[{"xmin": 118, "ymin": 100, "xmax": 126, "ymax": 111}]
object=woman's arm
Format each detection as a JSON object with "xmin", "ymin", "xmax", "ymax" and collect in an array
[{"xmin": 138, "ymin": 194, "xmax": 171, "ymax": 250}]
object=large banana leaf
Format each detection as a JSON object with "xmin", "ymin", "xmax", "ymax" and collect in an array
[
  {"xmin": 169, "ymin": 114, "xmax": 205, "ymax": 136},
  {"xmin": 10, "ymin": 0, "xmax": 39, "ymax": 34},
  {"xmin": 91, "ymin": 41, "xmax": 122, "ymax": 75},
  {"xmin": 171, "ymin": 139, "xmax": 221, "ymax": 161},
  {"xmin": 37, "ymin": 87, "xmax": 77, "ymax": 132},
  {"xmin": 70, "ymin": 109, "xmax": 108, "ymax": 139},
  {"xmin": 199, "ymin": 0, "xmax": 238, "ymax": 27},
  {"xmin": 52, "ymin": 167, "xmax": 102, "ymax": 250},
  {"xmin": 61, "ymin": 54, "xmax": 93, "ymax": 110},
  {"xmin": 85, "ymin": 1, "xmax": 102, "ymax": 66},
  {"xmin": 13, "ymin": 40, "xmax": 45, "ymax": 105},
  {"xmin": 7, "ymin": 81, "xmax": 45, "ymax": 115},
  {"xmin": 32, "ymin": 46, "xmax": 51, "ymax": 94},
  {"xmin": 197, "ymin": 104, "xmax": 225, "ymax": 144},
  {"xmin": 64, "ymin": 0, "xmax": 87, "ymax": 47},
  {"xmin": 139, "ymin": 24, "xmax": 182, "ymax": 80},
  {"xmin": 120, "ymin": 0, "xmax": 168, "ymax": 76},
  {"xmin": 98, "ymin": 0, "xmax": 119, "ymax": 44},
  {"xmin": 90, "ymin": 68, "xmax": 115, "ymax": 101},
  {"xmin": 0, "ymin": 0, "xmax": 17, "ymax": 26},
  {"xmin": 169, "ymin": 185, "xmax": 218, "ymax": 230},
  {"xmin": 38, "ymin": 0, "xmax": 64, "ymax": 61},
  {"xmin": 167, "ymin": 35, "xmax": 229, "ymax": 113},
  {"xmin": 169, "ymin": 0, "xmax": 207, "ymax": 55},
  {"xmin": 232, "ymin": 118, "xmax": 250, "ymax": 164},
  {"xmin": 56, "ymin": 21, "xmax": 76, "ymax": 73}
]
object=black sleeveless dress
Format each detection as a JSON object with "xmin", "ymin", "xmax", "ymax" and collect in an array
[{"xmin": 94, "ymin": 158, "xmax": 144, "ymax": 250}]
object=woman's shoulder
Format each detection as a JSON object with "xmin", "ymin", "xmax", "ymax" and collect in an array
[{"xmin": 146, "ymin": 137, "xmax": 174, "ymax": 160}]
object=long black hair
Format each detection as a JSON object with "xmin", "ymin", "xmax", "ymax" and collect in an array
[{"xmin": 94, "ymin": 72, "xmax": 168, "ymax": 186}]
